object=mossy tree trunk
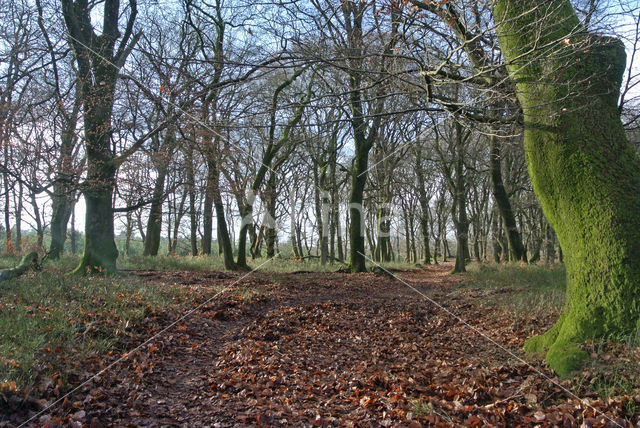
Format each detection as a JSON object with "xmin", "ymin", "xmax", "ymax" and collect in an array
[
  {"xmin": 347, "ymin": 140, "xmax": 370, "ymax": 272},
  {"xmin": 185, "ymin": 145, "xmax": 199, "ymax": 256},
  {"xmin": 49, "ymin": 188, "xmax": 75, "ymax": 259},
  {"xmin": 211, "ymin": 159, "xmax": 236, "ymax": 270},
  {"xmin": 489, "ymin": 135, "xmax": 527, "ymax": 263},
  {"xmin": 62, "ymin": 0, "xmax": 140, "ymax": 274},
  {"xmin": 450, "ymin": 121, "xmax": 470, "ymax": 274},
  {"xmin": 142, "ymin": 164, "xmax": 168, "ymax": 257},
  {"xmin": 415, "ymin": 148, "xmax": 432, "ymax": 264},
  {"xmin": 494, "ymin": 0, "xmax": 640, "ymax": 376}
]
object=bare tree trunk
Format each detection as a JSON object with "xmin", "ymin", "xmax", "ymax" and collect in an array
[
  {"xmin": 202, "ymin": 161, "xmax": 215, "ymax": 255},
  {"xmin": 70, "ymin": 205, "xmax": 77, "ymax": 255},
  {"xmin": 186, "ymin": 148, "xmax": 198, "ymax": 256},
  {"xmin": 14, "ymin": 181, "xmax": 23, "ymax": 253},
  {"xmin": 489, "ymin": 136, "xmax": 527, "ymax": 262},
  {"xmin": 143, "ymin": 164, "xmax": 167, "ymax": 256}
]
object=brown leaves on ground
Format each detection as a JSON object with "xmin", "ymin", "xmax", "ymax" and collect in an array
[{"xmin": 5, "ymin": 265, "xmax": 639, "ymax": 427}]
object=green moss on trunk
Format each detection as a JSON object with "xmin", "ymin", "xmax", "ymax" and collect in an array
[
  {"xmin": 489, "ymin": 136, "xmax": 527, "ymax": 263},
  {"xmin": 494, "ymin": 0, "xmax": 640, "ymax": 377},
  {"xmin": 72, "ymin": 182, "xmax": 119, "ymax": 275},
  {"xmin": 348, "ymin": 143, "xmax": 370, "ymax": 273}
]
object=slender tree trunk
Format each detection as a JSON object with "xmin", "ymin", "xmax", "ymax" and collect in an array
[
  {"xmin": 495, "ymin": 0, "xmax": 640, "ymax": 376},
  {"xmin": 489, "ymin": 136, "xmax": 527, "ymax": 262},
  {"xmin": 415, "ymin": 151, "xmax": 432, "ymax": 265},
  {"xmin": 70, "ymin": 205, "xmax": 77, "ymax": 255},
  {"xmin": 211, "ymin": 160, "xmax": 236, "ymax": 270},
  {"xmin": 403, "ymin": 207, "xmax": 411, "ymax": 262},
  {"xmin": 15, "ymin": 182, "xmax": 23, "ymax": 253},
  {"xmin": 202, "ymin": 161, "xmax": 215, "ymax": 255},
  {"xmin": 296, "ymin": 222, "xmax": 304, "ymax": 258},
  {"xmin": 143, "ymin": 167, "xmax": 167, "ymax": 256},
  {"xmin": 376, "ymin": 202, "xmax": 392, "ymax": 262},
  {"xmin": 3, "ymin": 172, "xmax": 10, "ymax": 254},
  {"xmin": 186, "ymin": 148, "xmax": 198, "ymax": 256},
  {"xmin": 335, "ymin": 203, "xmax": 344, "ymax": 262},
  {"xmin": 319, "ymin": 170, "xmax": 330, "ymax": 265},
  {"xmin": 451, "ymin": 123, "xmax": 468, "ymax": 274},
  {"xmin": 290, "ymin": 186, "xmax": 299, "ymax": 258},
  {"xmin": 125, "ymin": 211, "xmax": 133, "ymax": 256},
  {"xmin": 491, "ymin": 208, "xmax": 502, "ymax": 263},
  {"xmin": 30, "ymin": 192, "xmax": 44, "ymax": 248},
  {"xmin": 265, "ymin": 173, "xmax": 278, "ymax": 258},
  {"xmin": 410, "ymin": 210, "xmax": 417, "ymax": 263}
]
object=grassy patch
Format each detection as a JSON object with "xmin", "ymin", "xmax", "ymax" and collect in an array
[
  {"xmin": 118, "ymin": 254, "xmax": 227, "ymax": 271},
  {"xmin": 0, "ymin": 268, "xmax": 181, "ymax": 394},
  {"xmin": 462, "ymin": 262, "xmax": 566, "ymax": 316},
  {"xmin": 251, "ymin": 256, "xmax": 422, "ymax": 273},
  {"xmin": 576, "ymin": 335, "xmax": 640, "ymax": 415},
  {"xmin": 462, "ymin": 262, "xmax": 640, "ymax": 412}
]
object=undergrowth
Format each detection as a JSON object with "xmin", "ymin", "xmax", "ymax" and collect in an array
[
  {"xmin": 0, "ymin": 269, "xmax": 181, "ymax": 394},
  {"xmin": 462, "ymin": 262, "xmax": 566, "ymax": 316},
  {"xmin": 461, "ymin": 262, "xmax": 640, "ymax": 411}
]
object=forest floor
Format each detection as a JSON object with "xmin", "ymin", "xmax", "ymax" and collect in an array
[{"xmin": 2, "ymin": 263, "xmax": 640, "ymax": 427}]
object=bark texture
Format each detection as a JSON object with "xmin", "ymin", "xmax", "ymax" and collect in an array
[
  {"xmin": 489, "ymin": 135, "xmax": 527, "ymax": 262},
  {"xmin": 494, "ymin": 0, "xmax": 640, "ymax": 376}
]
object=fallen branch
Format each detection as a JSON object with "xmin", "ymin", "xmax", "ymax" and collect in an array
[{"xmin": 0, "ymin": 252, "xmax": 39, "ymax": 281}]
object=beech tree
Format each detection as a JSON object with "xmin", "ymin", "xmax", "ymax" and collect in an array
[
  {"xmin": 494, "ymin": 0, "xmax": 640, "ymax": 376},
  {"xmin": 61, "ymin": 0, "xmax": 142, "ymax": 273}
]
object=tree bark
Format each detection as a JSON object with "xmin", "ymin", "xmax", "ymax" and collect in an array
[
  {"xmin": 210, "ymin": 159, "xmax": 236, "ymax": 270},
  {"xmin": 451, "ymin": 122, "xmax": 468, "ymax": 274},
  {"xmin": 495, "ymin": 0, "xmax": 640, "ymax": 376},
  {"xmin": 142, "ymin": 166, "xmax": 167, "ymax": 256},
  {"xmin": 15, "ymin": 181, "xmax": 23, "ymax": 253},
  {"xmin": 415, "ymin": 151, "xmax": 432, "ymax": 265},
  {"xmin": 201, "ymin": 161, "xmax": 215, "ymax": 255},
  {"xmin": 62, "ymin": 0, "xmax": 140, "ymax": 274},
  {"xmin": 489, "ymin": 135, "xmax": 527, "ymax": 262},
  {"xmin": 185, "ymin": 146, "xmax": 198, "ymax": 256},
  {"xmin": 265, "ymin": 172, "xmax": 278, "ymax": 258}
]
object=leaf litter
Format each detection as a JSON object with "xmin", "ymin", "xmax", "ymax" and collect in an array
[{"xmin": 3, "ymin": 265, "xmax": 639, "ymax": 427}]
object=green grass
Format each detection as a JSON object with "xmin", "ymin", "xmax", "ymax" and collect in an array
[
  {"xmin": 117, "ymin": 254, "xmax": 228, "ymax": 271},
  {"xmin": 463, "ymin": 263, "xmax": 640, "ymax": 413},
  {"xmin": 461, "ymin": 262, "xmax": 566, "ymax": 316},
  {"xmin": 411, "ymin": 399, "xmax": 452, "ymax": 422},
  {"xmin": 0, "ymin": 251, "xmax": 414, "ymax": 397},
  {"xmin": 0, "ymin": 251, "xmax": 423, "ymax": 275},
  {"xmin": 0, "ymin": 268, "xmax": 181, "ymax": 393}
]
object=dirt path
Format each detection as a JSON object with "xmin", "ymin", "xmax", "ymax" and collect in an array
[{"xmin": 31, "ymin": 265, "xmax": 634, "ymax": 427}]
